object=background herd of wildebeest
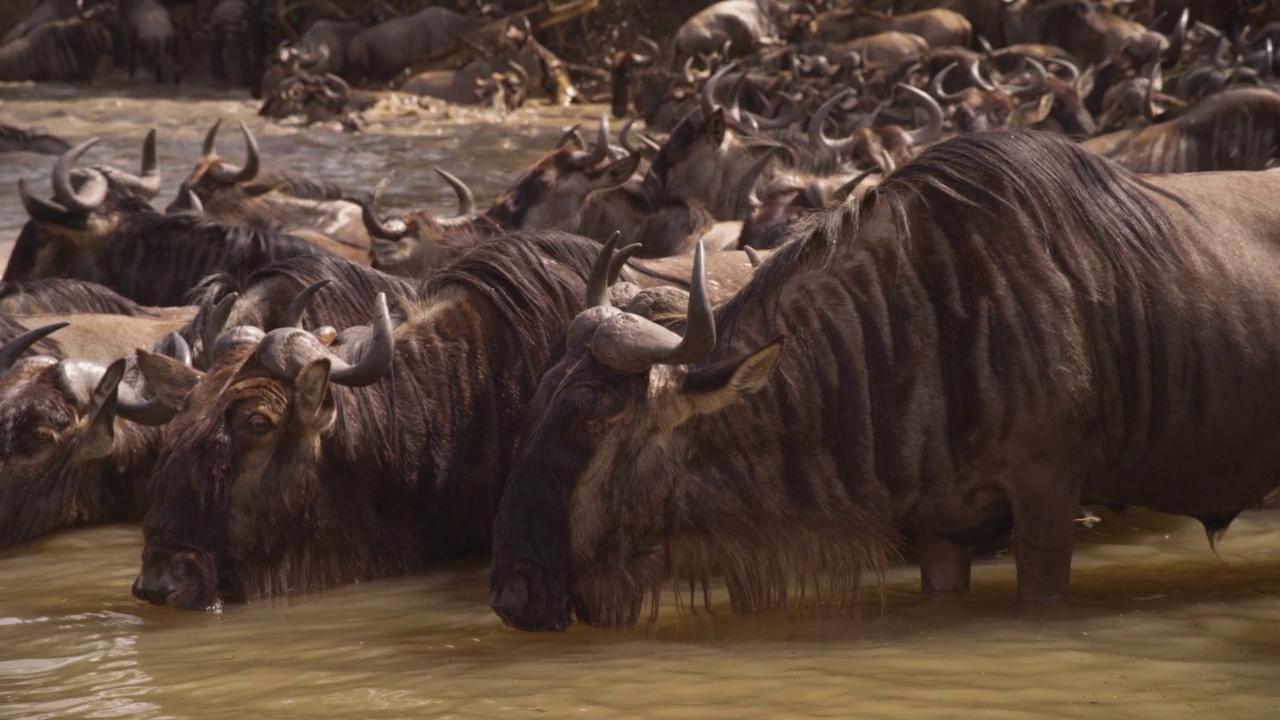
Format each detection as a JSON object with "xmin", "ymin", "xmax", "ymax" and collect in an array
[{"xmin": 2, "ymin": 0, "xmax": 1280, "ymax": 632}]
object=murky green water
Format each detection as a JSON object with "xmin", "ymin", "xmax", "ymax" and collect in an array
[{"xmin": 2, "ymin": 86, "xmax": 1279, "ymax": 719}]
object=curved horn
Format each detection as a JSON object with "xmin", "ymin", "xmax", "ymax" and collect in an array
[
  {"xmin": 0, "ymin": 322, "xmax": 67, "ymax": 373},
  {"xmin": 619, "ymin": 118, "xmax": 641, "ymax": 153},
  {"xmin": 327, "ymin": 293, "xmax": 394, "ymax": 387},
  {"xmin": 202, "ymin": 292, "xmax": 238, "ymax": 367},
  {"xmin": 96, "ymin": 128, "xmax": 162, "ymax": 200},
  {"xmin": 1004, "ymin": 57, "xmax": 1047, "ymax": 97},
  {"xmin": 361, "ymin": 177, "xmax": 410, "ymax": 241},
  {"xmin": 968, "ymin": 60, "xmax": 995, "ymax": 91},
  {"xmin": 1170, "ymin": 8, "xmax": 1189, "ymax": 52},
  {"xmin": 165, "ymin": 332, "xmax": 193, "ymax": 367},
  {"xmin": 201, "ymin": 119, "xmax": 222, "ymax": 158},
  {"xmin": 1142, "ymin": 59, "xmax": 1160, "ymax": 120},
  {"xmin": 929, "ymin": 61, "xmax": 967, "ymax": 102},
  {"xmin": 433, "ymin": 167, "xmax": 474, "ymax": 216},
  {"xmin": 742, "ymin": 94, "xmax": 802, "ymax": 129},
  {"xmin": 1047, "ymin": 56, "xmax": 1080, "ymax": 84},
  {"xmin": 284, "ymin": 280, "xmax": 330, "ymax": 328},
  {"xmin": 586, "ymin": 231, "xmax": 622, "ymax": 308},
  {"xmin": 637, "ymin": 35, "xmax": 661, "ymax": 61},
  {"xmin": 664, "ymin": 242, "xmax": 715, "ymax": 364},
  {"xmin": 556, "ymin": 123, "xmax": 586, "ymax": 149},
  {"xmin": 174, "ymin": 185, "xmax": 204, "ymax": 214},
  {"xmin": 809, "ymin": 89, "xmax": 858, "ymax": 152},
  {"xmin": 572, "ymin": 114, "xmax": 610, "ymax": 168},
  {"xmin": 683, "ymin": 56, "xmax": 698, "ymax": 85},
  {"xmin": 592, "ymin": 242, "xmax": 716, "ymax": 372},
  {"xmin": 737, "ymin": 147, "xmax": 778, "ymax": 209},
  {"xmin": 118, "ymin": 345, "xmax": 201, "ymax": 426},
  {"xmin": 606, "ymin": 242, "xmax": 643, "ymax": 286},
  {"xmin": 831, "ymin": 167, "xmax": 880, "ymax": 203},
  {"xmin": 323, "ymin": 72, "xmax": 351, "ymax": 98},
  {"xmin": 51, "ymin": 138, "xmax": 108, "ymax": 213},
  {"xmin": 743, "ymin": 246, "xmax": 762, "ymax": 267},
  {"xmin": 210, "ymin": 121, "xmax": 260, "ymax": 184},
  {"xmin": 700, "ymin": 62, "xmax": 735, "ymax": 119},
  {"xmin": 898, "ymin": 84, "xmax": 943, "ymax": 146}
]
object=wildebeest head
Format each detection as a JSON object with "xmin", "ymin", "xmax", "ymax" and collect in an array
[
  {"xmin": 489, "ymin": 241, "xmax": 784, "ymax": 630},
  {"xmin": 488, "ymin": 115, "xmax": 642, "ymax": 230},
  {"xmin": 173, "ymin": 119, "xmax": 265, "ymax": 207},
  {"xmin": 1000, "ymin": 0, "xmax": 1167, "ymax": 66},
  {"xmin": 132, "ymin": 294, "xmax": 394, "ymax": 610},
  {"xmin": 810, "ymin": 84, "xmax": 943, "ymax": 171},
  {"xmin": 7, "ymin": 132, "xmax": 162, "ymax": 284},
  {"xmin": 610, "ymin": 36, "xmax": 667, "ymax": 119},
  {"xmin": 0, "ymin": 322, "xmax": 184, "ymax": 548},
  {"xmin": 362, "ymin": 169, "xmax": 485, "ymax": 276}
]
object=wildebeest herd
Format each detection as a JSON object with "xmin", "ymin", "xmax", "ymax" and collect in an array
[{"xmin": 3, "ymin": 0, "xmax": 1280, "ymax": 632}]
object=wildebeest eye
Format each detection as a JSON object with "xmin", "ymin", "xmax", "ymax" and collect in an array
[{"xmin": 248, "ymin": 414, "xmax": 273, "ymax": 434}]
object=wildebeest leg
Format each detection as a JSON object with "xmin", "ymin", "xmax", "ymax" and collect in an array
[
  {"xmin": 917, "ymin": 531, "xmax": 971, "ymax": 593},
  {"xmin": 1010, "ymin": 466, "xmax": 1078, "ymax": 602}
]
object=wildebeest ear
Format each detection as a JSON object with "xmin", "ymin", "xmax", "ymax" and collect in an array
[
  {"xmin": 294, "ymin": 358, "xmax": 336, "ymax": 433},
  {"xmin": 78, "ymin": 358, "xmax": 125, "ymax": 460},
  {"xmin": 681, "ymin": 335, "xmax": 785, "ymax": 415},
  {"xmin": 136, "ymin": 349, "xmax": 202, "ymax": 407},
  {"xmin": 706, "ymin": 108, "xmax": 726, "ymax": 145}
]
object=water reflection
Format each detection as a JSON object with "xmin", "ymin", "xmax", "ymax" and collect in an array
[
  {"xmin": 1, "ymin": 87, "xmax": 1279, "ymax": 719},
  {"xmin": 1, "ymin": 509, "xmax": 1278, "ymax": 719}
]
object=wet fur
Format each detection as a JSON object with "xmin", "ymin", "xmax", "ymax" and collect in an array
[
  {"xmin": 142, "ymin": 232, "xmax": 602, "ymax": 605},
  {"xmin": 496, "ymin": 129, "xmax": 1280, "ymax": 627}
]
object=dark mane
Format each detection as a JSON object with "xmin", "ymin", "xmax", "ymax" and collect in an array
[
  {"xmin": 486, "ymin": 153, "xmax": 565, "ymax": 229},
  {"xmin": 717, "ymin": 130, "xmax": 1188, "ymax": 333},
  {"xmin": 107, "ymin": 210, "xmax": 332, "ymax": 306},
  {"xmin": 0, "ymin": 278, "xmax": 154, "ymax": 316},
  {"xmin": 277, "ymin": 178, "xmax": 355, "ymax": 202},
  {"xmin": 422, "ymin": 231, "xmax": 599, "ymax": 377},
  {"xmin": 183, "ymin": 254, "xmax": 419, "ymax": 363},
  {"xmin": 4, "ymin": 183, "xmax": 155, "ymax": 283}
]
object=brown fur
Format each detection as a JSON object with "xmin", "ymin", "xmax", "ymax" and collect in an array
[
  {"xmin": 135, "ymin": 232, "xmax": 603, "ymax": 608},
  {"xmin": 1082, "ymin": 88, "xmax": 1280, "ymax": 173},
  {"xmin": 491, "ymin": 130, "xmax": 1280, "ymax": 631}
]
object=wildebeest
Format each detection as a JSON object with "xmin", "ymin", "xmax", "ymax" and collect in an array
[
  {"xmin": 1, "ymin": 0, "xmax": 78, "ymax": 45},
  {"xmin": 0, "ymin": 1, "xmax": 114, "ymax": 82},
  {"xmin": 363, "ymin": 118, "xmax": 640, "ymax": 276},
  {"xmin": 1081, "ymin": 87, "xmax": 1280, "ymax": 173},
  {"xmin": 170, "ymin": 120, "xmax": 372, "ymax": 254},
  {"xmin": 9, "ymin": 138, "xmax": 332, "ymax": 306},
  {"xmin": 116, "ymin": 0, "xmax": 178, "ymax": 83},
  {"xmin": 999, "ymin": 0, "xmax": 1167, "ymax": 65},
  {"xmin": 489, "ymin": 129, "xmax": 1280, "ymax": 630},
  {"xmin": 0, "ymin": 122, "xmax": 70, "ymax": 155},
  {"xmin": 130, "ymin": 232, "xmax": 612, "ymax": 609},
  {"xmin": 791, "ymin": 7, "xmax": 972, "ymax": 48},
  {"xmin": 673, "ymin": 0, "xmax": 782, "ymax": 61},
  {"xmin": 185, "ymin": 253, "xmax": 418, "ymax": 365},
  {"xmin": 0, "ymin": 322, "xmax": 190, "ymax": 548},
  {"xmin": 345, "ymin": 6, "xmax": 484, "ymax": 83}
]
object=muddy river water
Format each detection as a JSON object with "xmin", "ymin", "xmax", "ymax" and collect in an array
[{"xmin": 1, "ymin": 86, "xmax": 1279, "ymax": 719}]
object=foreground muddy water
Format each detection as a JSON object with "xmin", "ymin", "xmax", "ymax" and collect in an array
[{"xmin": 2, "ymin": 87, "xmax": 1280, "ymax": 719}]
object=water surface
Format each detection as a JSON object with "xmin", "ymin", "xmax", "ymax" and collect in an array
[{"xmin": 1, "ymin": 85, "xmax": 1279, "ymax": 720}]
